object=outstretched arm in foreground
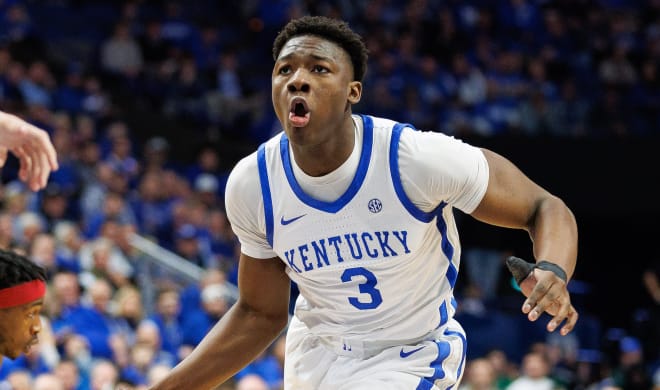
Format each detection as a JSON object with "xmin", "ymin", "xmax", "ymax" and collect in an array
[
  {"xmin": 150, "ymin": 255, "xmax": 291, "ymax": 390},
  {"xmin": 470, "ymin": 149, "xmax": 579, "ymax": 335},
  {"xmin": 0, "ymin": 111, "xmax": 58, "ymax": 191}
]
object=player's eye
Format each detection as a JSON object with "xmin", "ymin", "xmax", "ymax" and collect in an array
[
  {"xmin": 312, "ymin": 65, "xmax": 328, "ymax": 73},
  {"xmin": 279, "ymin": 65, "xmax": 291, "ymax": 75}
]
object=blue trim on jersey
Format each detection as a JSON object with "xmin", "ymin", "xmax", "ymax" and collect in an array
[
  {"xmin": 257, "ymin": 144, "xmax": 274, "ymax": 247},
  {"xmin": 435, "ymin": 204, "xmax": 457, "ymax": 288},
  {"xmin": 278, "ymin": 115, "xmax": 374, "ymax": 213},
  {"xmin": 446, "ymin": 330, "xmax": 467, "ymax": 390},
  {"xmin": 438, "ymin": 300, "xmax": 448, "ymax": 328},
  {"xmin": 416, "ymin": 329, "xmax": 467, "ymax": 390},
  {"xmin": 389, "ymin": 123, "xmax": 444, "ymax": 223},
  {"xmin": 416, "ymin": 337, "xmax": 452, "ymax": 390},
  {"xmin": 436, "ymin": 298, "xmax": 459, "ymax": 330}
]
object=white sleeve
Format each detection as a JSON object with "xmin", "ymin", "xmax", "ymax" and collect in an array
[
  {"xmin": 397, "ymin": 128, "xmax": 489, "ymax": 214},
  {"xmin": 224, "ymin": 153, "xmax": 278, "ymax": 259}
]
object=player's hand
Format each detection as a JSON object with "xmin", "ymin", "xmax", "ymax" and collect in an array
[
  {"xmin": 506, "ymin": 256, "xmax": 578, "ymax": 336},
  {"xmin": 0, "ymin": 111, "xmax": 59, "ymax": 191}
]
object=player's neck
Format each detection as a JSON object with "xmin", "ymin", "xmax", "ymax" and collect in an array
[{"xmin": 291, "ymin": 117, "xmax": 356, "ymax": 177}]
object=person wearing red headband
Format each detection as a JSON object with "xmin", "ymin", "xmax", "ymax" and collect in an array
[{"xmin": 0, "ymin": 248, "xmax": 47, "ymax": 368}]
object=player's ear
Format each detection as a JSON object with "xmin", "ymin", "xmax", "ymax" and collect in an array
[{"xmin": 348, "ymin": 81, "xmax": 362, "ymax": 104}]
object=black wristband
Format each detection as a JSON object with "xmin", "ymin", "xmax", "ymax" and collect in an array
[{"xmin": 535, "ymin": 260, "xmax": 568, "ymax": 283}]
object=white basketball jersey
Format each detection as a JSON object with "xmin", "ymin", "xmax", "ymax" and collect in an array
[{"xmin": 255, "ymin": 115, "xmax": 464, "ymax": 342}]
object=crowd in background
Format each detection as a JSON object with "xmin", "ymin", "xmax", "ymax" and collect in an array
[{"xmin": 0, "ymin": 0, "xmax": 659, "ymax": 389}]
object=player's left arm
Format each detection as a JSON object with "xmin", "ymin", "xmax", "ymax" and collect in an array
[{"xmin": 469, "ymin": 148, "xmax": 579, "ymax": 335}]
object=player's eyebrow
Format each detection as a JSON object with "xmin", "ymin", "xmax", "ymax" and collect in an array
[
  {"xmin": 278, "ymin": 52, "xmax": 333, "ymax": 63},
  {"xmin": 26, "ymin": 299, "xmax": 44, "ymax": 309}
]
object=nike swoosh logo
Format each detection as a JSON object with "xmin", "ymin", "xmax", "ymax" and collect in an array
[
  {"xmin": 399, "ymin": 346, "xmax": 426, "ymax": 358},
  {"xmin": 280, "ymin": 214, "xmax": 306, "ymax": 225}
]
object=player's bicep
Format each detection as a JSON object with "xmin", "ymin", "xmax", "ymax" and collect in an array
[
  {"xmin": 236, "ymin": 254, "xmax": 290, "ymax": 319},
  {"xmin": 470, "ymin": 148, "xmax": 551, "ymax": 230}
]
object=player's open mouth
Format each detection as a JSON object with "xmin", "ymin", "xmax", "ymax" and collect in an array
[{"xmin": 289, "ymin": 97, "xmax": 310, "ymax": 127}]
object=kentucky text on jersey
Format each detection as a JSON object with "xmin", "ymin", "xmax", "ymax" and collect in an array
[{"xmin": 283, "ymin": 229, "xmax": 411, "ymax": 273}]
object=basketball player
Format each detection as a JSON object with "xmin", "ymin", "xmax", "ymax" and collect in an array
[
  {"xmin": 150, "ymin": 16, "xmax": 578, "ymax": 390},
  {"xmin": 0, "ymin": 110, "xmax": 59, "ymax": 191},
  {"xmin": 0, "ymin": 249, "xmax": 48, "ymax": 369}
]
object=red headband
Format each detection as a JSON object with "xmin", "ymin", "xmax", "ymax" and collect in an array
[{"xmin": 0, "ymin": 280, "xmax": 46, "ymax": 309}]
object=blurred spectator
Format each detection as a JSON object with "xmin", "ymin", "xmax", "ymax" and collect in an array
[
  {"xmin": 163, "ymin": 56, "xmax": 207, "ymax": 122},
  {"xmin": 19, "ymin": 60, "xmax": 55, "ymax": 108},
  {"xmin": 235, "ymin": 373, "xmax": 269, "ymax": 390},
  {"xmin": 173, "ymin": 223, "xmax": 208, "ymax": 268},
  {"xmin": 138, "ymin": 19, "xmax": 170, "ymax": 72},
  {"xmin": 28, "ymin": 232, "xmax": 57, "ymax": 279},
  {"xmin": 50, "ymin": 272, "xmax": 114, "ymax": 360},
  {"xmin": 460, "ymin": 358, "xmax": 498, "ymax": 390},
  {"xmin": 134, "ymin": 320, "xmax": 176, "ymax": 368},
  {"xmin": 79, "ymin": 236, "xmax": 132, "ymax": 290},
  {"xmin": 14, "ymin": 210, "xmax": 44, "ymax": 248},
  {"xmin": 506, "ymin": 351, "xmax": 563, "ymax": 390},
  {"xmin": 52, "ymin": 221, "xmax": 84, "ymax": 274},
  {"xmin": 180, "ymin": 267, "xmax": 225, "ymax": 313},
  {"xmin": 130, "ymin": 170, "xmax": 174, "ymax": 244},
  {"xmin": 181, "ymin": 283, "xmax": 231, "ymax": 347},
  {"xmin": 39, "ymin": 183, "xmax": 73, "ymax": 231},
  {"xmin": 89, "ymin": 359, "xmax": 118, "ymax": 390},
  {"xmin": 206, "ymin": 208, "xmax": 238, "ymax": 281},
  {"xmin": 610, "ymin": 336, "xmax": 653, "ymax": 390},
  {"xmin": 0, "ymin": 212, "xmax": 15, "ymax": 249},
  {"xmin": 33, "ymin": 372, "xmax": 65, "ymax": 390},
  {"xmin": 53, "ymin": 64, "xmax": 87, "ymax": 115},
  {"xmin": 193, "ymin": 173, "xmax": 220, "ymax": 208},
  {"xmin": 146, "ymin": 288, "xmax": 183, "ymax": 361},
  {"xmin": 83, "ymin": 191, "xmax": 136, "ymax": 239},
  {"xmin": 5, "ymin": 370, "xmax": 31, "ymax": 390},
  {"xmin": 112, "ymin": 285, "xmax": 145, "ymax": 345},
  {"xmin": 146, "ymin": 363, "xmax": 171, "ymax": 388},
  {"xmin": 53, "ymin": 359, "xmax": 85, "ymax": 390},
  {"xmin": 141, "ymin": 136, "xmax": 172, "ymax": 174},
  {"xmin": 100, "ymin": 21, "xmax": 143, "ymax": 80},
  {"xmin": 485, "ymin": 348, "xmax": 517, "ymax": 389},
  {"xmin": 120, "ymin": 342, "xmax": 157, "ymax": 386}
]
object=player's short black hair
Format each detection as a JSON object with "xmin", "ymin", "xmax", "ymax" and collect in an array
[
  {"xmin": 0, "ymin": 248, "xmax": 46, "ymax": 289},
  {"xmin": 272, "ymin": 15, "xmax": 368, "ymax": 82}
]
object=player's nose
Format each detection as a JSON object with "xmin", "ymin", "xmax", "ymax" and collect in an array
[{"xmin": 287, "ymin": 69, "xmax": 310, "ymax": 93}]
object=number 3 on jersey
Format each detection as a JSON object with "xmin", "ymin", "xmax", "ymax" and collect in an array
[{"xmin": 341, "ymin": 267, "xmax": 383, "ymax": 310}]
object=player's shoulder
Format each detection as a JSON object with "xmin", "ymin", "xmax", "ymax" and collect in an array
[
  {"xmin": 225, "ymin": 150, "xmax": 260, "ymax": 197},
  {"xmin": 226, "ymin": 134, "xmax": 283, "ymax": 196},
  {"xmin": 367, "ymin": 114, "xmax": 400, "ymax": 131}
]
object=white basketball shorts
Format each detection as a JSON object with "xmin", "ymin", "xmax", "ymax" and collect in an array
[{"xmin": 283, "ymin": 316, "xmax": 467, "ymax": 390}]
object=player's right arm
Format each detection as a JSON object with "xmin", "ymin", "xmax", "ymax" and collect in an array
[{"xmin": 149, "ymin": 253, "xmax": 290, "ymax": 390}]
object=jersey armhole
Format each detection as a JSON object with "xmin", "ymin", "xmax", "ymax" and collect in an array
[
  {"xmin": 257, "ymin": 143, "xmax": 274, "ymax": 247},
  {"xmin": 389, "ymin": 124, "xmax": 445, "ymax": 223}
]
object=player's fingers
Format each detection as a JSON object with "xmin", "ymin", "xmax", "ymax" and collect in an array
[
  {"xmin": 522, "ymin": 274, "xmax": 553, "ymax": 318},
  {"xmin": 26, "ymin": 142, "xmax": 47, "ymax": 191},
  {"xmin": 13, "ymin": 145, "xmax": 31, "ymax": 183},
  {"xmin": 19, "ymin": 142, "xmax": 40, "ymax": 191},
  {"xmin": 525, "ymin": 281, "xmax": 563, "ymax": 321},
  {"xmin": 30, "ymin": 125, "xmax": 58, "ymax": 171},
  {"xmin": 559, "ymin": 307, "xmax": 579, "ymax": 336},
  {"xmin": 547, "ymin": 295, "xmax": 572, "ymax": 332}
]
